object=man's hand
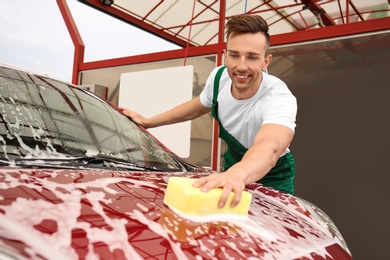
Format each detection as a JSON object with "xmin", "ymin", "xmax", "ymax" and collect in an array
[
  {"xmin": 118, "ymin": 107, "xmax": 147, "ymax": 127},
  {"xmin": 192, "ymin": 172, "xmax": 246, "ymax": 208}
]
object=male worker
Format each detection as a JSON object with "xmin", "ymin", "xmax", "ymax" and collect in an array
[{"xmin": 119, "ymin": 14, "xmax": 297, "ymax": 209}]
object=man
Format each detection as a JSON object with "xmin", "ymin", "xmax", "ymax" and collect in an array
[{"xmin": 119, "ymin": 14, "xmax": 297, "ymax": 209}]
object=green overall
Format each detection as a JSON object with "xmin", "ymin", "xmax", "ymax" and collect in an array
[{"xmin": 211, "ymin": 66, "xmax": 296, "ymax": 195}]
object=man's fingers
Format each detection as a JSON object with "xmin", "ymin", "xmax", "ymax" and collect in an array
[
  {"xmin": 118, "ymin": 107, "xmax": 132, "ymax": 117},
  {"xmin": 230, "ymin": 188, "xmax": 243, "ymax": 208},
  {"xmin": 218, "ymin": 183, "xmax": 232, "ymax": 208},
  {"xmin": 192, "ymin": 177, "xmax": 209, "ymax": 189},
  {"xmin": 193, "ymin": 173, "xmax": 245, "ymax": 208},
  {"xmin": 192, "ymin": 174, "xmax": 219, "ymax": 192}
]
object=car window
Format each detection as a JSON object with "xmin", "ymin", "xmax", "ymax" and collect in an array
[{"xmin": 0, "ymin": 66, "xmax": 183, "ymax": 171}]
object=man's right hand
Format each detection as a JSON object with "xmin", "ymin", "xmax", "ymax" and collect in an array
[{"xmin": 118, "ymin": 107, "xmax": 148, "ymax": 127}]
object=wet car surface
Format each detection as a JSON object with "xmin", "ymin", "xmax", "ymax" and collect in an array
[{"xmin": 0, "ymin": 64, "xmax": 352, "ymax": 259}]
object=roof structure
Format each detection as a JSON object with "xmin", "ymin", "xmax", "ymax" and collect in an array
[
  {"xmin": 79, "ymin": 0, "xmax": 390, "ymax": 47},
  {"xmin": 57, "ymin": 0, "xmax": 390, "ymax": 85}
]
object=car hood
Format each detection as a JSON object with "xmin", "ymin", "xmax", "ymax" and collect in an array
[{"xmin": 0, "ymin": 167, "xmax": 350, "ymax": 260}]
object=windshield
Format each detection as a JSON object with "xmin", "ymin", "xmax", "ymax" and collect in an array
[{"xmin": 0, "ymin": 66, "xmax": 185, "ymax": 171}]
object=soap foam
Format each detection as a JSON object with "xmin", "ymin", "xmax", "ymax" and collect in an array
[
  {"xmin": 164, "ymin": 202, "xmax": 276, "ymax": 242},
  {"xmin": 0, "ymin": 169, "xmax": 342, "ymax": 260}
]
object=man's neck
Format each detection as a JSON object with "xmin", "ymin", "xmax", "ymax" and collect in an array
[{"xmin": 231, "ymin": 74, "xmax": 263, "ymax": 100}]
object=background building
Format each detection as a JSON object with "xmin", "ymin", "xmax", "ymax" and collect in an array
[{"xmin": 57, "ymin": 1, "xmax": 390, "ymax": 259}]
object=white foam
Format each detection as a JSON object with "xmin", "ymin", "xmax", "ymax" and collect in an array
[{"xmin": 0, "ymin": 169, "xmax": 343, "ymax": 259}]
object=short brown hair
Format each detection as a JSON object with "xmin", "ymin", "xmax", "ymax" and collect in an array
[{"xmin": 225, "ymin": 14, "xmax": 270, "ymax": 54}]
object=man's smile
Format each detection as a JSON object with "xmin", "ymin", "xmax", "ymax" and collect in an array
[{"xmin": 236, "ymin": 74, "xmax": 249, "ymax": 79}]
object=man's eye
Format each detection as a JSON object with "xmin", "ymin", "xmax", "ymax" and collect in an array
[
  {"xmin": 248, "ymin": 56, "xmax": 259, "ymax": 60},
  {"xmin": 229, "ymin": 53, "xmax": 239, "ymax": 58}
]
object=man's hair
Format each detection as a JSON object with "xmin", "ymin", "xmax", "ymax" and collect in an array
[{"xmin": 225, "ymin": 14, "xmax": 270, "ymax": 54}]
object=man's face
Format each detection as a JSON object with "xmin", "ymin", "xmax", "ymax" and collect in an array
[{"xmin": 224, "ymin": 32, "xmax": 272, "ymax": 98}]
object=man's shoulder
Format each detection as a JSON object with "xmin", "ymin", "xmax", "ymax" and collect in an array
[
  {"xmin": 266, "ymin": 73, "xmax": 285, "ymax": 85},
  {"xmin": 211, "ymin": 66, "xmax": 231, "ymax": 87},
  {"xmin": 211, "ymin": 65, "xmax": 228, "ymax": 78},
  {"xmin": 264, "ymin": 73, "xmax": 293, "ymax": 94},
  {"xmin": 211, "ymin": 65, "xmax": 226, "ymax": 73}
]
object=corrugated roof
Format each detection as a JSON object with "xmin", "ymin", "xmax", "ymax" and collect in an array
[{"xmin": 79, "ymin": 0, "xmax": 389, "ymax": 46}]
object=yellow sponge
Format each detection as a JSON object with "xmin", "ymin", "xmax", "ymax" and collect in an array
[{"xmin": 163, "ymin": 176, "xmax": 252, "ymax": 217}]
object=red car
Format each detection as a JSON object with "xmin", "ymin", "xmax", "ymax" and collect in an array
[{"xmin": 0, "ymin": 64, "xmax": 352, "ymax": 259}]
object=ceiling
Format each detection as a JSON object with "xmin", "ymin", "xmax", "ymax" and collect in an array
[{"xmin": 79, "ymin": 0, "xmax": 390, "ymax": 47}]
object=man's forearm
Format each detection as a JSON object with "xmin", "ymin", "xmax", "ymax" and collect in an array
[
  {"xmin": 145, "ymin": 96, "xmax": 210, "ymax": 128},
  {"xmin": 227, "ymin": 124, "xmax": 294, "ymax": 184}
]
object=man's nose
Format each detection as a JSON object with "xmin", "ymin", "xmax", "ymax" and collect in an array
[{"xmin": 237, "ymin": 57, "xmax": 248, "ymax": 70}]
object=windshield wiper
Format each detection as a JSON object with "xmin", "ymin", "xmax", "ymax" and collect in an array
[
  {"xmin": 11, "ymin": 157, "xmax": 167, "ymax": 172},
  {"xmin": 76, "ymin": 157, "xmax": 164, "ymax": 171},
  {"xmin": 0, "ymin": 158, "xmax": 10, "ymax": 166}
]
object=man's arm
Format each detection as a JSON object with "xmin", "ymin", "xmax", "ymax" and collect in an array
[
  {"xmin": 118, "ymin": 96, "xmax": 211, "ymax": 128},
  {"xmin": 193, "ymin": 123, "xmax": 294, "ymax": 208}
]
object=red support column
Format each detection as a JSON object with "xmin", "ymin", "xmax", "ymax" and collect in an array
[
  {"xmin": 56, "ymin": 0, "xmax": 85, "ymax": 84},
  {"xmin": 211, "ymin": 0, "xmax": 226, "ymax": 171}
]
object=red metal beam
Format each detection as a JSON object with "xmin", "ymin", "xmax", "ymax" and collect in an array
[
  {"xmin": 349, "ymin": 1, "xmax": 364, "ymax": 22},
  {"xmin": 301, "ymin": 0, "xmax": 336, "ymax": 26},
  {"xmin": 81, "ymin": 0, "xmax": 190, "ymax": 47},
  {"xmin": 175, "ymin": 0, "xmax": 218, "ymax": 41},
  {"xmin": 142, "ymin": 0, "xmax": 163, "ymax": 22},
  {"xmin": 261, "ymin": 1, "xmax": 302, "ymax": 31},
  {"xmin": 271, "ymin": 16, "xmax": 390, "ymax": 46},
  {"xmin": 79, "ymin": 43, "xmax": 224, "ymax": 71},
  {"xmin": 56, "ymin": 0, "xmax": 85, "ymax": 84},
  {"xmin": 79, "ymin": 16, "xmax": 390, "ymax": 71}
]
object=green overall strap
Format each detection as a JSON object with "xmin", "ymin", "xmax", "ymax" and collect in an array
[
  {"xmin": 211, "ymin": 66, "xmax": 247, "ymax": 169},
  {"xmin": 211, "ymin": 66, "xmax": 226, "ymax": 122},
  {"xmin": 211, "ymin": 66, "xmax": 296, "ymax": 195}
]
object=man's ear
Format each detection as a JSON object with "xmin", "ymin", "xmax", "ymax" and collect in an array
[
  {"xmin": 263, "ymin": 54, "xmax": 272, "ymax": 71},
  {"xmin": 223, "ymin": 49, "xmax": 227, "ymax": 63}
]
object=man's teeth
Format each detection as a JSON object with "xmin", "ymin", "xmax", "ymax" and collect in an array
[{"xmin": 237, "ymin": 75, "xmax": 248, "ymax": 79}]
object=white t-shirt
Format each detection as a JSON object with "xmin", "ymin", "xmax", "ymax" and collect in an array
[{"xmin": 200, "ymin": 66, "xmax": 297, "ymax": 151}]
